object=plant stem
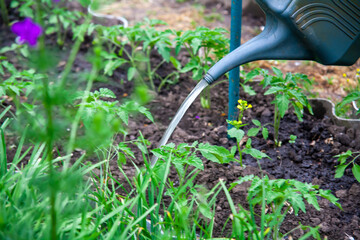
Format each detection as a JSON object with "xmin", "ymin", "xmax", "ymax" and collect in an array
[
  {"xmin": 64, "ymin": 64, "xmax": 98, "ymax": 168},
  {"xmin": 237, "ymin": 140, "xmax": 243, "ymax": 167},
  {"xmin": 34, "ymin": 1, "xmax": 56, "ymax": 238},
  {"xmin": 273, "ymin": 104, "xmax": 280, "ymax": 146},
  {"xmin": 42, "ymin": 75, "xmax": 57, "ymax": 240},
  {"xmin": 0, "ymin": 0, "xmax": 9, "ymax": 25},
  {"xmin": 146, "ymin": 48, "xmax": 156, "ymax": 91},
  {"xmin": 56, "ymin": 15, "xmax": 64, "ymax": 46},
  {"xmin": 59, "ymin": 17, "xmax": 91, "ymax": 89}
]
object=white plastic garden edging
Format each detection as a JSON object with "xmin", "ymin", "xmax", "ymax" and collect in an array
[{"xmin": 87, "ymin": 1, "xmax": 129, "ymax": 28}]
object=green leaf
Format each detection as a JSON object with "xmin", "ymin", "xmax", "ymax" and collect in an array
[
  {"xmin": 157, "ymin": 44, "xmax": 171, "ymax": 62},
  {"xmin": 104, "ymin": 59, "xmax": 126, "ymax": 76},
  {"xmin": 99, "ymin": 88, "xmax": 116, "ymax": 98},
  {"xmin": 118, "ymin": 142, "xmax": 135, "ymax": 159},
  {"xmin": 292, "ymin": 102, "xmax": 304, "ymax": 121},
  {"xmin": 352, "ymin": 164, "xmax": 360, "ymax": 183},
  {"xmin": 242, "ymin": 148, "xmax": 270, "ymax": 160},
  {"xmin": 134, "ymin": 141, "xmax": 148, "ymax": 154},
  {"xmin": 8, "ymin": 85, "xmax": 20, "ymax": 96},
  {"xmin": 191, "ymin": 38, "xmax": 202, "ymax": 55},
  {"xmin": 138, "ymin": 106, "xmax": 154, "ymax": 123},
  {"xmin": 245, "ymin": 68, "xmax": 260, "ymax": 81},
  {"xmin": 247, "ymin": 127, "xmax": 259, "ymax": 137},
  {"xmin": 245, "ymin": 138, "xmax": 252, "ymax": 148},
  {"xmin": 0, "ymin": 87, "xmax": 5, "ymax": 97},
  {"xmin": 264, "ymin": 86, "xmax": 284, "ymax": 95},
  {"xmin": 199, "ymin": 202, "xmax": 212, "ymax": 219},
  {"xmin": 272, "ymin": 67, "xmax": 283, "ymax": 79},
  {"xmin": 262, "ymin": 127, "xmax": 269, "ymax": 140},
  {"xmin": 20, "ymin": 48, "xmax": 30, "ymax": 58},
  {"xmin": 319, "ymin": 189, "xmax": 341, "ymax": 209},
  {"xmin": 133, "ymin": 54, "xmax": 149, "ymax": 62},
  {"xmin": 305, "ymin": 193, "xmax": 320, "ymax": 211},
  {"xmin": 117, "ymin": 152, "xmax": 127, "ymax": 165},
  {"xmin": 252, "ymin": 119, "xmax": 261, "ymax": 126},
  {"xmin": 234, "ymin": 175, "xmax": 255, "ymax": 186},
  {"xmin": 288, "ymin": 193, "xmax": 306, "ymax": 215},
  {"xmin": 241, "ymin": 83, "xmax": 256, "ymax": 96},
  {"xmin": 335, "ymin": 164, "xmax": 348, "ymax": 178},
  {"xmin": 276, "ymin": 94, "xmax": 290, "ymax": 118},
  {"xmin": 338, "ymin": 92, "xmax": 360, "ymax": 109},
  {"xmin": 170, "ymin": 56, "xmax": 181, "ymax": 69},
  {"xmin": 187, "ymin": 155, "xmax": 204, "ymax": 170},
  {"xmin": 45, "ymin": 26, "xmax": 57, "ymax": 35},
  {"xmin": 198, "ymin": 143, "xmax": 235, "ymax": 164},
  {"xmin": 180, "ymin": 63, "xmax": 197, "ymax": 73},
  {"xmin": 227, "ymin": 128, "xmax": 245, "ymax": 142},
  {"xmin": 127, "ymin": 67, "xmax": 136, "ymax": 81},
  {"xmin": 117, "ymin": 110, "xmax": 129, "ymax": 125}
]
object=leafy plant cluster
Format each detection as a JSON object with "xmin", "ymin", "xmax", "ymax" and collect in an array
[
  {"xmin": 224, "ymin": 174, "xmax": 340, "ymax": 240},
  {"xmin": 8, "ymin": 0, "xmax": 88, "ymax": 46},
  {"xmin": 244, "ymin": 67, "xmax": 313, "ymax": 146},
  {"xmin": 93, "ymin": 21, "xmax": 229, "ymax": 97},
  {"xmin": 336, "ymin": 68, "xmax": 360, "ymax": 118}
]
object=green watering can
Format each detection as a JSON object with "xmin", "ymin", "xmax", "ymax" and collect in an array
[{"xmin": 203, "ymin": 0, "xmax": 360, "ymax": 84}]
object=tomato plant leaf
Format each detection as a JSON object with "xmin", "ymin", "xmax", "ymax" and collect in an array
[
  {"xmin": 335, "ymin": 164, "xmax": 348, "ymax": 178},
  {"xmin": 276, "ymin": 94, "xmax": 290, "ymax": 118},
  {"xmin": 228, "ymin": 128, "xmax": 245, "ymax": 142},
  {"xmin": 247, "ymin": 127, "xmax": 259, "ymax": 137},
  {"xmin": 352, "ymin": 164, "xmax": 360, "ymax": 183},
  {"xmin": 127, "ymin": 67, "xmax": 136, "ymax": 81},
  {"xmin": 242, "ymin": 148, "xmax": 270, "ymax": 160},
  {"xmin": 262, "ymin": 127, "xmax": 269, "ymax": 140}
]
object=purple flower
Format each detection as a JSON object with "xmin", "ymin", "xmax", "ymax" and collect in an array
[
  {"xmin": 53, "ymin": 0, "xmax": 60, "ymax": 2},
  {"xmin": 195, "ymin": 116, "xmax": 200, "ymax": 119},
  {"xmin": 11, "ymin": 18, "xmax": 42, "ymax": 47}
]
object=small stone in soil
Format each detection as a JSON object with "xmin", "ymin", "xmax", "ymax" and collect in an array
[
  {"xmin": 294, "ymin": 155, "xmax": 302, "ymax": 163},
  {"xmin": 261, "ymin": 108, "xmax": 271, "ymax": 118},
  {"xmin": 301, "ymin": 160, "xmax": 312, "ymax": 168},
  {"xmin": 321, "ymin": 222, "xmax": 331, "ymax": 233},
  {"xmin": 335, "ymin": 133, "xmax": 351, "ymax": 146},
  {"xmin": 310, "ymin": 217, "xmax": 321, "ymax": 225},
  {"xmin": 346, "ymin": 128, "xmax": 355, "ymax": 139},
  {"xmin": 349, "ymin": 183, "xmax": 360, "ymax": 196},
  {"xmin": 335, "ymin": 189, "xmax": 347, "ymax": 198},
  {"xmin": 219, "ymin": 137, "xmax": 228, "ymax": 145}
]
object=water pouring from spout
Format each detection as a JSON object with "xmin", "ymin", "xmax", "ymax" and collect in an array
[{"xmin": 150, "ymin": 80, "xmax": 208, "ymax": 167}]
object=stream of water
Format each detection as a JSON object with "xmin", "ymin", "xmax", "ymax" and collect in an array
[{"xmin": 150, "ymin": 79, "xmax": 209, "ymax": 167}]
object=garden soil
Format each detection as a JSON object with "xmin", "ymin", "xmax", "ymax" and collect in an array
[{"xmin": 2, "ymin": 0, "xmax": 360, "ymax": 239}]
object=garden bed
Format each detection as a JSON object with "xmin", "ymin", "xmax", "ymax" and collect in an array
[
  {"xmin": 117, "ymin": 70, "xmax": 360, "ymax": 239},
  {"xmin": 1, "ymin": 1, "xmax": 360, "ymax": 239}
]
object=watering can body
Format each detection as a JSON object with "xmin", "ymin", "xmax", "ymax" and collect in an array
[
  {"xmin": 259, "ymin": 0, "xmax": 360, "ymax": 65},
  {"xmin": 204, "ymin": 0, "xmax": 360, "ymax": 84}
]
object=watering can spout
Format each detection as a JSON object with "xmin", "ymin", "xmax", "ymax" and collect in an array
[
  {"xmin": 203, "ymin": 0, "xmax": 360, "ymax": 85},
  {"xmin": 204, "ymin": 14, "xmax": 313, "ymax": 84}
]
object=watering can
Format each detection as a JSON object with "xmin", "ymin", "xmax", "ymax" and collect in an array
[
  {"xmin": 203, "ymin": 0, "xmax": 360, "ymax": 84},
  {"xmin": 150, "ymin": 0, "xmax": 360, "ymax": 167}
]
